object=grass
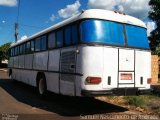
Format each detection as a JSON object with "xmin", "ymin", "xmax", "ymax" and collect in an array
[
  {"xmin": 97, "ymin": 94, "xmax": 160, "ymax": 114},
  {"xmin": 125, "ymin": 96, "xmax": 145, "ymax": 107}
]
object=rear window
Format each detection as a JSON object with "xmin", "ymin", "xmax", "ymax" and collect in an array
[
  {"xmin": 125, "ymin": 25, "xmax": 149, "ymax": 49},
  {"xmin": 80, "ymin": 20, "xmax": 125, "ymax": 45}
]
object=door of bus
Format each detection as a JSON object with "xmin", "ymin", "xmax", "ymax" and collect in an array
[
  {"xmin": 118, "ymin": 48, "xmax": 135, "ymax": 88},
  {"xmin": 60, "ymin": 48, "xmax": 76, "ymax": 96}
]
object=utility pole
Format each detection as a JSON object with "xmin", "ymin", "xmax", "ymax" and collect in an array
[
  {"xmin": 15, "ymin": 0, "xmax": 20, "ymax": 42},
  {"xmin": 15, "ymin": 23, "xmax": 18, "ymax": 42}
]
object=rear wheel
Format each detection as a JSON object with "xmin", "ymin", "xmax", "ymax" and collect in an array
[{"xmin": 37, "ymin": 74, "xmax": 47, "ymax": 97}]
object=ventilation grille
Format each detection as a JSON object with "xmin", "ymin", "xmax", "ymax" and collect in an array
[{"xmin": 61, "ymin": 51, "xmax": 76, "ymax": 82}]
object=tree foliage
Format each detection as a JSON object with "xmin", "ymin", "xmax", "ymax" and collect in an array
[
  {"xmin": 0, "ymin": 42, "xmax": 11, "ymax": 62},
  {"xmin": 148, "ymin": 0, "xmax": 160, "ymax": 53}
]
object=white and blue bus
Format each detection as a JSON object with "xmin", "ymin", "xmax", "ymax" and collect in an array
[{"xmin": 8, "ymin": 9, "xmax": 151, "ymax": 97}]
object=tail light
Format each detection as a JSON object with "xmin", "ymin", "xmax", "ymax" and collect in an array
[
  {"xmin": 147, "ymin": 78, "xmax": 152, "ymax": 84},
  {"xmin": 86, "ymin": 77, "xmax": 101, "ymax": 84}
]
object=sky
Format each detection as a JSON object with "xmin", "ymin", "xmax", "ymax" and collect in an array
[{"xmin": 0, "ymin": 0, "xmax": 156, "ymax": 45}]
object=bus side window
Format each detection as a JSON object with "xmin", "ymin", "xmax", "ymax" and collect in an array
[
  {"xmin": 10, "ymin": 48, "xmax": 12, "ymax": 57},
  {"xmin": 31, "ymin": 40, "xmax": 35, "ymax": 52},
  {"xmin": 26, "ymin": 41, "xmax": 31, "ymax": 54},
  {"xmin": 12, "ymin": 48, "xmax": 14, "ymax": 56},
  {"xmin": 35, "ymin": 38, "xmax": 41, "ymax": 52},
  {"xmin": 41, "ymin": 36, "xmax": 47, "ymax": 51},
  {"xmin": 19, "ymin": 45, "xmax": 22, "ymax": 55},
  {"xmin": 17, "ymin": 46, "xmax": 19, "ymax": 56},
  {"xmin": 48, "ymin": 32, "xmax": 56, "ymax": 49},
  {"xmin": 65, "ymin": 26, "xmax": 71, "ymax": 46},
  {"xmin": 56, "ymin": 30, "xmax": 63, "ymax": 48},
  {"xmin": 72, "ymin": 25, "xmax": 78, "ymax": 45},
  {"xmin": 15, "ymin": 47, "xmax": 17, "ymax": 56},
  {"xmin": 22, "ymin": 44, "xmax": 25, "ymax": 54}
]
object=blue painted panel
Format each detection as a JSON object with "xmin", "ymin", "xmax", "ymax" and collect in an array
[
  {"xmin": 80, "ymin": 20, "xmax": 125, "ymax": 45},
  {"xmin": 126, "ymin": 25, "xmax": 149, "ymax": 49}
]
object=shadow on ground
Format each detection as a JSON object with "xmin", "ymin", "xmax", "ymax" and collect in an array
[{"xmin": 0, "ymin": 79, "xmax": 128, "ymax": 116}]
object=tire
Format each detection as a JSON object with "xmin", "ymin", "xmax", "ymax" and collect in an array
[{"xmin": 37, "ymin": 74, "xmax": 47, "ymax": 98}]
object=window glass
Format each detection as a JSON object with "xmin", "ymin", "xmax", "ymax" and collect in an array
[
  {"xmin": 17, "ymin": 46, "xmax": 19, "ymax": 55},
  {"xmin": 22, "ymin": 44, "xmax": 25, "ymax": 54},
  {"xmin": 15, "ymin": 47, "xmax": 17, "ymax": 56},
  {"xmin": 26, "ymin": 42, "xmax": 31, "ymax": 54},
  {"xmin": 80, "ymin": 20, "xmax": 125, "ymax": 45},
  {"xmin": 35, "ymin": 38, "xmax": 41, "ymax": 51},
  {"xmin": 10, "ymin": 49, "xmax": 12, "ymax": 57},
  {"xmin": 19, "ymin": 45, "xmax": 22, "ymax": 55},
  {"xmin": 56, "ymin": 30, "xmax": 63, "ymax": 47},
  {"xmin": 41, "ymin": 36, "xmax": 47, "ymax": 50},
  {"xmin": 48, "ymin": 32, "xmax": 56, "ymax": 49},
  {"xmin": 125, "ymin": 25, "xmax": 149, "ymax": 49},
  {"xmin": 31, "ymin": 41, "xmax": 35, "ymax": 52},
  {"xmin": 65, "ymin": 26, "xmax": 71, "ymax": 45},
  {"xmin": 72, "ymin": 25, "xmax": 78, "ymax": 45},
  {"xmin": 12, "ymin": 48, "xmax": 15, "ymax": 56}
]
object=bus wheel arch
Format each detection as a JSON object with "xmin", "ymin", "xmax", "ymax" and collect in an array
[{"xmin": 36, "ymin": 72, "xmax": 47, "ymax": 97}]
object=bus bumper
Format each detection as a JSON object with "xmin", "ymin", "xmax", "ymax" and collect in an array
[{"xmin": 81, "ymin": 88, "xmax": 152, "ymax": 97}]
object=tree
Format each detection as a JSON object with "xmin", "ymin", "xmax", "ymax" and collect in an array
[
  {"xmin": 0, "ymin": 42, "xmax": 11, "ymax": 64},
  {"xmin": 148, "ymin": 0, "xmax": 160, "ymax": 54}
]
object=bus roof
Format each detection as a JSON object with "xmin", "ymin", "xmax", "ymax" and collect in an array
[{"xmin": 11, "ymin": 9, "xmax": 146, "ymax": 47}]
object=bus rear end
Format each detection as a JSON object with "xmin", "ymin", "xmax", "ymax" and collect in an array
[{"xmin": 78, "ymin": 19, "xmax": 151, "ymax": 96}]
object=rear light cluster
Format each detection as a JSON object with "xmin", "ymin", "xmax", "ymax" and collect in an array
[
  {"xmin": 86, "ymin": 77, "xmax": 101, "ymax": 84},
  {"xmin": 147, "ymin": 78, "xmax": 152, "ymax": 84}
]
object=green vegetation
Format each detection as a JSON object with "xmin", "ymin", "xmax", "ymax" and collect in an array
[
  {"xmin": 125, "ymin": 96, "xmax": 145, "ymax": 107},
  {"xmin": 0, "ymin": 42, "xmax": 11, "ymax": 64},
  {"xmin": 100, "ymin": 94, "xmax": 160, "ymax": 114},
  {"xmin": 148, "ymin": 0, "xmax": 160, "ymax": 54}
]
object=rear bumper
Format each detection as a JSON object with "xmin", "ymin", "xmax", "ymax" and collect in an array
[{"xmin": 81, "ymin": 88, "xmax": 152, "ymax": 97}]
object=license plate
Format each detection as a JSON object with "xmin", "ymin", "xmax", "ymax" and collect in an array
[{"xmin": 121, "ymin": 73, "xmax": 132, "ymax": 80}]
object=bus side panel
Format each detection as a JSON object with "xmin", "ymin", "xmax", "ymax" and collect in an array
[
  {"xmin": 45, "ymin": 72, "xmax": 59, "ymax": 94},
  {"xmin": 135, "ymin": 50, "xmax": 151, "ymax": 88},
  {"xmin": 8, "ymin": 57, "xmax": 14, "ymax": 68},
  {"xmin": 18, "ymin": 55, "xmax": 25, "ymax": 68},
  {"xmin": 14, "ymin": 56, "xmax": 19, "ymax": 68},
  {"xmin": 77, "ymin": 46, "xmax": 103, "ymax": 91},
  {"xmin": 33, "ymin": 52, "xmax": 48, "ymax": 70},
  {"xmin": 25, "ymin": 54, "xmax": 33, "ymax": 69},
  {"xmin": 48, "ymin": 50, "xmax": 60, "ymax": 71},
  {"xmin": 12, "ymin": 69, "xmax": 37, "ymax": 87}
]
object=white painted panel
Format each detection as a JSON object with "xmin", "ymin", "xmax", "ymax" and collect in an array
[
  {"xmin": 33, "ymin": 51, "xmax": 48, "ymax": 70},
  {"xmin": 28, "ymin": 70, "xmax": 37, "ymax": 87},
  {"xmin": 48, "ymin": 50, "xmax": 60, "ymax": 71},
  {"xmin": 14, "ymin": 57, "xmax": 19, "ymax": 68},
  {"xmin": 119, "ymin": 49, "xmax": 134, "ymax": 71},
  {"xmin": 25, "ymin": 54, "xmax": 33, "ymax": 69},
  {"xmin": 8, "ymin": 57, "xmax": 14, "ymax": 67},
  {"xmin": 45, "ymin": 72, "xmax": 59, "ymax": 94},
  {"xmin": 135, "ymin": 50, "xmax": 151, "ymax": 88},
  {"xmin": 18, "ymin": 55, "xmax": 25, "ymax": 68},
  {"xmin": 77, "ymin": 46, "xmax": 103, "ymax": 91},
  {"xmin": 60, "ymin": 80, "xmax": 74, "ymax": 96},
  {"xmin": 102, "ymin": 47, "xmax": 118, "ymax": 89},
  {"xmin": 12, "ymin": 69, "xmax": 37, "ymax": 87}
]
